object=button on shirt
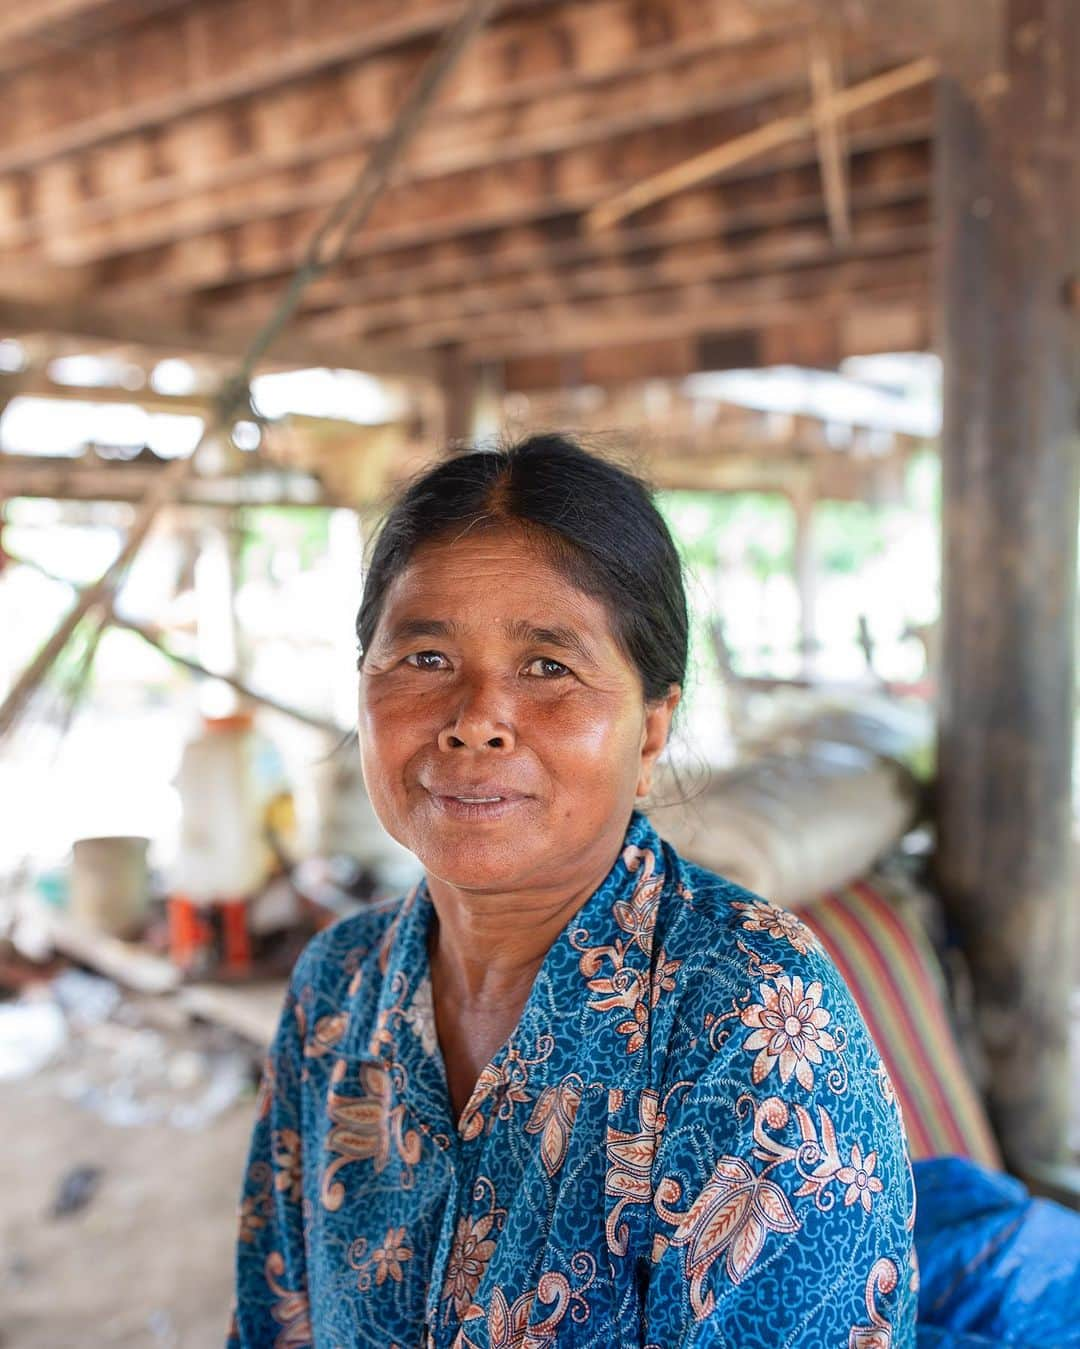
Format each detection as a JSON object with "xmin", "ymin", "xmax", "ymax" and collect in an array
[{"xmin": 228, "ymin": 812, "xmax": 916, "ymax": 1348}]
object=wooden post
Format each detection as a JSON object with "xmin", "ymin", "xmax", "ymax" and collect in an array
[
  {"xmin": 935, "ymin": 2, "xmax": 1079, "ymax": 1169},
  {"xmin": 439, "ymin": 342, "xmax": 480, "ymax": 448}
]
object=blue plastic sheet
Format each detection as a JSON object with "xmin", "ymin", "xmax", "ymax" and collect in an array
[{"xmin": 913, "ymin": 1157, "xmax": 1080, "ymax": 1348}]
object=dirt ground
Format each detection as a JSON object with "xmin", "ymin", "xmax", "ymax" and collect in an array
[{"xmin": 1, "ymin": 1037, "xmax": 257, "ymax": 1349}]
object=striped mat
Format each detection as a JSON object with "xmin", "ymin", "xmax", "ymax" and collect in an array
[{"xmin": 801, "ymin": 878, "xmax": 1002, "ymax": 1169}]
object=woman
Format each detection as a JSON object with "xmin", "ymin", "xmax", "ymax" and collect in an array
[{"xmin": 229, "ymin": 435, "xmax": 916, "ymax": 1348}]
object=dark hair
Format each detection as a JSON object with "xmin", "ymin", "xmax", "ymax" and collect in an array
[{"xmin": 356, "ymin": 434, "xmax": 688, "ymax": 701}]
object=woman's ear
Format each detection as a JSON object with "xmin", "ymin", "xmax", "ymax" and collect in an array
[{"xmin": 635, "ymin": 685, "xmax": 681, "ymax": 798}]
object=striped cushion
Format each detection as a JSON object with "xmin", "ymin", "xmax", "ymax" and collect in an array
[{"xmin": 800, "ymin": 878, "xmax": 1002, "ymax": 1169}]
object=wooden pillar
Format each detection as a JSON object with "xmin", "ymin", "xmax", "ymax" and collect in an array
[
  {"xmin": 935, "ymin": 2, "xmax": 1079, "ymax": 1169},
  {"xmin": 438, "ymin": 342, "xmax": 480, "ymax": 448}
]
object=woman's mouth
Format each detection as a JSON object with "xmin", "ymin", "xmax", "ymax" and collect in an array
[{"xmin": 426, "ymin": 790, "xmax": 528, "ymax": 822}]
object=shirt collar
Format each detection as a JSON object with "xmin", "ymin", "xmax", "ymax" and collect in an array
[{"xmin": 365, "ymin": 811, "xmax": 668, "ymax": 1128}]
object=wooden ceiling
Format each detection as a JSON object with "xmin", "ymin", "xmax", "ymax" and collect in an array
[{"xmin": 0, "ymin": 0, "xmax": 932, "ymax": 391}]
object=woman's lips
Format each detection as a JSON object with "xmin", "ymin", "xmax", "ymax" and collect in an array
[{"xmin": 425, "ymin": 788, "xmax": 529, "ymax": 822}]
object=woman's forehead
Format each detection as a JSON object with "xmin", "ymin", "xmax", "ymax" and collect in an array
[{"xmin": 376, "ymin": 530, "xmax": 617, "ymax": 638}]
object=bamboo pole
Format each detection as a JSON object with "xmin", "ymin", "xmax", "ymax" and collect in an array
[
  {"xmin": 112, "ymin": 615, "xmax": 346, "ymax": 736},
  {"xmin": 808, "ymin": 37, "xmax": 851, "ymax": 249},
  {"xmin": 586, "ymin": 57, "xmax": 937, "ymax": 233},
  {"xmin": 4, "ymin": 549, "xmax": 345, "ymax": 735}
]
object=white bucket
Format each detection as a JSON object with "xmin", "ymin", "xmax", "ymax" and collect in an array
[{"xmin": 70, "ymin": 835, "xmax": 150, "ymax": 938}]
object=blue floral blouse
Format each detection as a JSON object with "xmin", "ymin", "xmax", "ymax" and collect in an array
[{"xmin": 229, "ymin": 812, "xmax": 916, "ymax": 1348}]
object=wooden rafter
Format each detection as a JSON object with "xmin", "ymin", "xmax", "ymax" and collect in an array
[
  {"xmin": 0, "ymin": 0, "xmax": 813, "ymax": 177},
  {"xmin": 0, "ymin": 17, "xmax": 849, "ymax": 259},
  {"xmin": 203, "ymin": 169, "xmax": 930, "ymax": 333},
  {"xmin": 809, "ymin": 35, "xmax": 852, "ymax": 247},
  {"xmin": 586, "ymin": 55, "xmax": 936, "ymax": 231},
  {"xmin": 355, "ymin": 251, "xmax": 931, "ymax": 359},
  {"xmin": 309, "ymin": 214, "xmax": 930, "ymax": 344},
  {"xmin": 91, "ymin": 108, "xmax": 931, "ymax": 303},
  {"xmin": 0, "ymin": 0, "xmax": 937, "ymax": 400},
  {"xmin": 0, "ymin": 296, "xmax": 432, "ymax": 377},
  {"xmin": 13, "ymin": 39, "xmax": 883, "ymax": 267}
]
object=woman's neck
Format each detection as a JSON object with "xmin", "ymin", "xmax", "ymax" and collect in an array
[
  {"xmin": 425, "ymin": 874, "xmax": 606, "ymax": 1119},
  {"xmin": 425, "ymin": 872, "xmax": 603, "ymax": 1007}
]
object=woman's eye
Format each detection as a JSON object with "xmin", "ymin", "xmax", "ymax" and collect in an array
[
  {"xmin": 405, "ymin": 650, "xmax": 449, "ymax": 671},
  {"xmin": 525, "ymin": 657, "xmax": 571, "ymax": 679}
]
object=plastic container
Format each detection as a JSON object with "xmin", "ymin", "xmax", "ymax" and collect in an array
[{"xmin": 172, "ymin": 712, "xmax": 269, "ymax": 902}]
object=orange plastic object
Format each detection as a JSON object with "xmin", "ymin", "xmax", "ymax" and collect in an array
[
  {"xmin": 219, "ymin": 898, "xmax": 253, "ymax": 976},
  {"xmin": 167, "ymin": 894, "xmax": 213, "ymax": 970}
]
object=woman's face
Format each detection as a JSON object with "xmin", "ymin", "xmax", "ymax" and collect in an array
[{"xmin": 358, "ymin": 527, "xmax": 678, "ymax": 901}]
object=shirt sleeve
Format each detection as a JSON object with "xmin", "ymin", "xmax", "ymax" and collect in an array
[
  {"xmin": 227, "ymin": 955, "xmax": 315, "ymax": 1349},
  {"xmin": 641, "ymin": 921, "xmax": 918, "ymax": 1349}
]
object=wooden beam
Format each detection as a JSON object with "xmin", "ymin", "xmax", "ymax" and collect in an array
[
  {"xmin": 934, "ymin": 0, "xmax": 1079, "ymax": 1170},
  {"xmin": 0, "ymin": 372, "xmax": 391, "ymax": 448},
  {"xmin": 311, "ymin": 210, "xmax": 930, "ymax": 342},
  {"xmin": 438, "ymin": 344, "xmax": 480, "ymax": 446},
  {"xmin": 0, "ymin": 370, "xmax": 207, "ymax": 419},
  {"xmin": 0, "ymin": 0, "xmax": 188, "ymax": 72},
  {"xmin": 0, "ymin": 455, "xmax": 333, "ymax": 508},
  {"xmin": 0, "ymin": 19, "xmax": 865, "ymax": 259},
  {"xmin": 0, "ymin": 0, "xmax": 813, "ymax": 177},
  {"xmin": 0, "ymin": 295, "xmax": 433, "ymax": 377},
  {"xmin": 809, "ymin": 36, "xmax": 852, "ymax": 247},
  {"xmin": 311, "ymin": 248, "xmax": 930, "ymax": 355},
  {"xmin": 193, "ymin": 138, "xmax": 928, "ymax": 329},
  {"xmin": 30, "ymin": 54, "xmax": 826, "ymax": 269},
  {"xmin": 586, "ymin": 55, "xmax": 937, "ymax": 231},
  {"xmin": 94, "ymin": 108, "xmax": 931, "ymax": 301}
]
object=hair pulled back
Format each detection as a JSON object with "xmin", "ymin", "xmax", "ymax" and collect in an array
[{"xmin": 356, "ymin": 434, "xmax": 688, "ymax": 702}]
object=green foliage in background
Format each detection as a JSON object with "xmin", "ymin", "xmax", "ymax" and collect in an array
[{"xmin": 237, "ymin": 506, "xmax": 332, "ymax": 581}]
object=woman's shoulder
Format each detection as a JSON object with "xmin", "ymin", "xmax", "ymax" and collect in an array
[
  {"xmin": 287, "ymin": 893, "xmax": 408, "ymax": 1006},
  {"xmin": 655, "ymin": 838, "xmax": 823, "ymax": 968},
  {"xmin": 653, "ymin": 839, "xmax": 868, "ymax": 1046}
]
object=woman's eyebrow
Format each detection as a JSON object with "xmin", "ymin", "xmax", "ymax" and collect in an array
[
  {"xmin": 385, "ymin": 617, "xmax": 460, "ymax": 643},
  {"xmin": 503, "ymin": 620, "xmax": 596, "ymax": 663}
]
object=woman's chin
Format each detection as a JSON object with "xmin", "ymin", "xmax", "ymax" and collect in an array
[{"xmin": 418, "ymin": 837, "xmax": 538, "ymax": 897}]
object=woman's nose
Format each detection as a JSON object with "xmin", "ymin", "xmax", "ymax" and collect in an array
[{"xmin": 436, "ymin": 679, "xmax": 516, "ymax": 752}]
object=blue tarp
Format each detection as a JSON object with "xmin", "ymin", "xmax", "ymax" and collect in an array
[{"xmin": 913, "ymin": 1158, "xmax": 1080, "ymax": 1348}]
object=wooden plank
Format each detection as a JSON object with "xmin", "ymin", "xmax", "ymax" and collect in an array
[
  {"xmin": 43, "ymin": 911, "xmax": 181, "ymax": 995},
  {"xmin": 94, "ymin": 107, "xmax": 931, "ymax": 299},
  {"xmin": 195, "ymin": 145, "xmax": 930, "ymax": 328},
  {"xmin": 460, "ymin": 282, "xmax": 929, "ymax": 364},
  {"xmin": 0, "ymin": 22, "xmax": 866, "ymax": 257},
  {"xmin": 314, "ymin": 209, "xmax": 930, "ymax": 341},
  {"xmin": 934, "ymin": 0, "xmax": 1079, "ymax": 1170},
  {"xmin": 0, "ymin": 0, "xmax": 187, "ymax": 73},
  {"xmin": 311, "ymin": 248, "xmax": 930, "ymax": 352},
  {"xmin": 179, "ymin": 981, "xmax": 288, "ymax": 1048},
  {"xmin": 809, "ymin": 35, "xmax": 852, "ymax": 247},
  {"xmin": 0, "ymin": 296, "xmax": 433, "ymax": 377},
  {"xmin": 0, "ymin": 455, "xmax": 334, "ymax": 508},
  {"xmin": 0, "ymin": 0, "xmax": 815, "ymax": 177}
]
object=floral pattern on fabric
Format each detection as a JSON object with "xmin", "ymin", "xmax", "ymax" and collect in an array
[{"xmin": 230, "ymin": 813, "xmax": 915, "ymax": 1348}]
